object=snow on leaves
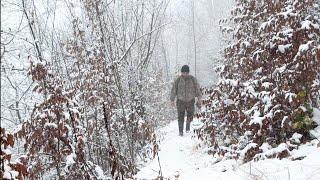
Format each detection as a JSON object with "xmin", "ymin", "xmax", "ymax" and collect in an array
[
  {"xmin": 1, "ymin": 128, "xmax": 28, "ymax": 179},
  {"xmin": 197, "ymin": 0, "xmax": 320, "ymax": 163}
]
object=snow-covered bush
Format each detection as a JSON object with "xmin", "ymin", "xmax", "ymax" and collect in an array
[
  {"xmin": 10, "ymin": 0, "xmax": 170, "ymax": 178},
  {"xmin": 197, "ymin": 0, "xmax": 320, "ymax": 162},
  {"xmin": 16, "ymin": 57, "xmax": 101, "ymax": 179},
  {"xmin": 1, "ymin": 128, "xmax": 28, "ymax": 179}
]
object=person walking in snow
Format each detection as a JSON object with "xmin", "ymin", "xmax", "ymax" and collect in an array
[{"xmin": 170, "ymin": 65, "xmax": 202, "ymax": 136}]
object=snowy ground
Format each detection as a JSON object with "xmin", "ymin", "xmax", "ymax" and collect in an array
[{"xmin": 135, "ymin": 120, "xmax": 320, "ymax": 180}]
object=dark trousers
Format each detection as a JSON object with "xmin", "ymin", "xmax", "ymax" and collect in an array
[{"xmin": 176, "ymin": 99, "xmax": 195, "ymax": 134}]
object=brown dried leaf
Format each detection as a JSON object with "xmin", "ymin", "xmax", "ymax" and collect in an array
[{"xmin": 7, "ymin": 134, "xmax": 14, "ymax": 147}]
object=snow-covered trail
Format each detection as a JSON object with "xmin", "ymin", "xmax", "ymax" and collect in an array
[
  {"xmin": 135, "ymin": 120, "xmax": 239, "ymax": 179},
  {"xmin": 135, "ymin": 120, "xmax": 320, "ymax": 180}
]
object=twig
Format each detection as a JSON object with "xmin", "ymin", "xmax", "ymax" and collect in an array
[{"xmin": 156, "ymin": 151, "xmax": 163, "ymax": 178}]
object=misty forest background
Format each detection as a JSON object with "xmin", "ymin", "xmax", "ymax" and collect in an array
[{"xmin": 1, "ymin": 0, "xmax": 320, "ymax": 179}]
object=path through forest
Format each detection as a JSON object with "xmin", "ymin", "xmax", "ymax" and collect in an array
[
  {"xmin": 135, "ymin": 120, "xmax": 320, "ymax": 180},
  {"xmin": 135, "ymin": 120, "xmax": 243, "ymax": 179}
]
